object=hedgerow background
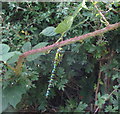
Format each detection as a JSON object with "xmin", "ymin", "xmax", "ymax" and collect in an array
[{"xmin": 1, "ymin": 2, "xmax": 120, "ymax": 113}]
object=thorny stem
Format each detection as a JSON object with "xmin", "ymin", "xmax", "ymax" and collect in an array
[
  {"xmin": 14, "ymin": 22, "xmax": 120, "ymax": 75},
  {"xmin": 91, "ymin": 0, "xmax": 109, "ymax": 25}
]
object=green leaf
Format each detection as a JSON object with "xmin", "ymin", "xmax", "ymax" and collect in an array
[
  {"xmin": 2, "ymin": 85, "xmax": 27, "ymax": 111},
  {"xmin": 32, "ymin": 42, "xmax": 48, "ymax": 50},
  {"xmin": 112, "ymin": 73, "xmax": 119, "ymax": 80},
  {"xmin": 57, "ymin": 67, "xmax": 65, "ymax": 75},
  {"xmin": 113, "ymin": 85, "xmax": 119, "ymax": 90},
  {"xmin": 0, "ymin": 44, "xmax": 10, "ymax": 55},
  {"xmin": 22, "ymin": 42, "xmax": 31, "ymax": 53},
  {"xmin": 88, "ymin": 44, "xmax": 96, "ymax": 52},
  {"xmin": 96, "ymin": 93, "xmax": 109, "ymax": 108},
  {"xmin": 0, "ymin": 52, "xmax": 15, "ymax": 62},
  {"xmin": 7, "ymin": 51, "xmax": 21, "ymax": 64},
  {"xmin": 26, "ymin": 42, "xmax": 48, "ymax": 61},
  {"xmin": 55, "ymin": 16, "xmax": 74, "ymax": 34},
  {"xmin": 0, "ymin": 44, "xmax": 21, "ymax": 62},
  {"xmin": 105, "ymin": 105, "xmax": 118, "ymax": 112},
  {"xmin": 0, "ymin": 51, "xmax": 21, "ymax": 62},
  {"xmin": 74, "ymin": 101, "xmax": 88, "ymax": 112},
  {"xmin": 102, "ymin": 94, "xmax": 109, "ymax": 101},
  {"xmin": 40, "ymin": 26, "xmax": 57, "ymax": 36},
  {"xmin": 58, "ymin": 79, "xmax": 68, "ymax": 91}
]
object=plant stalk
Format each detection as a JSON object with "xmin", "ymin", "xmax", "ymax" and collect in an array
[{"xmin": 15, "ymin": 22, "xmax": 120, "ymax": 75}]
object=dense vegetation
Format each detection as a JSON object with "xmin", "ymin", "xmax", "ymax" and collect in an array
[{"xmin": 1, "ymin": 1, "xmax": 120, "ymax": 113}]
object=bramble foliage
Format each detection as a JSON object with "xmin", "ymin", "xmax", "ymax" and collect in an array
[{"xmin": 1, "ymin": 2, "xmax": 120, "ymax": 113}]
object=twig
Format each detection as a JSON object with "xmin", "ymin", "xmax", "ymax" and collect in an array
[
  {"xmin": 18, "ymin": 23, "xmax": 120, "ymax": 58},
  {"xmin": 94, "ymin": 106, "xmax": 99, "ymax": 114},
  {"xmin": 94, "ymin": 61, "xmax": 102, "ymax": 110},
  {"xmin": 14, "ymin": 22, "xmax": 120, "ymax": 75},
  {"xmin": 69, "ymin": 17, "xmax": 89, "ymax": 32},
  {"xmin": 113, "ymin": 68, "xmax": 120, "ymax": 72},
  {"xmin": 91, "ymin": 0, "xmax": 109, "ymax": 25}
]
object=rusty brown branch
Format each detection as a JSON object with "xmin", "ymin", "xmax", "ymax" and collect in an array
[{"xmin": 15, "ymin": 22, "xmax": 120, "ymax": 75}]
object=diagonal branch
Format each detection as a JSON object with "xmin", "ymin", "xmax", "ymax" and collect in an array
[{"xmin": 15, "ymin": 22, "xmax": 120, "ymax": 75}]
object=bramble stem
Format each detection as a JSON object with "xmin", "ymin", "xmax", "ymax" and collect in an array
[{"xmin": 15, "ymin": 22, "xmax": 120, "ymax": 75}]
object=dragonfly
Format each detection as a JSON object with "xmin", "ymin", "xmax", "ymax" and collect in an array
[{"xmin": 45, "ymin": 48, "xmax": 64, "ymax": 98}]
